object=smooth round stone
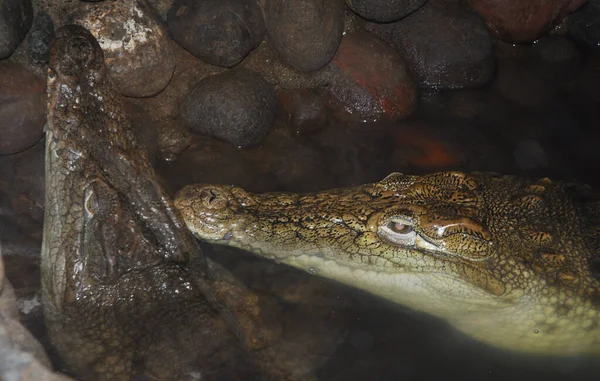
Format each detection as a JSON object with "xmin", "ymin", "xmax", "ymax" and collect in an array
[
  {"xmin": 322, "ymin": 30, "xmax": 417, "ymax": 122},
  {"xmin": 72, "ymin": 0, "xmax": 175, "ymax": 97},
  {"xmin": 167, "ymin": 0, "xmax": 265, "ymax": 67},
  {"xmin": 263, "ymin": 0, "xmax": 345, "ymax": 72},
  {"xmin": 27, "ymin": 12, "xmax": 55, "ymax": 64},
  {"xmin": 366, "ymin": 0, "xmax": 494, "ymax": 89},
  {"xmin": 0, "ymin": 62, "xmax": 45, "ymax": 155},
  {"xmin": 469, "ymin": 0, "xmax": 587, "ymax": 42},
  {"xmin": 345, "ymin": 0, "xmax": 427, "ymax": 22},
  {"xmin": 0, "ymin": 0, "xmax": 33, "ymax": 59},
  {"xmin": 181, "ymin": 68, "xmax": 277, "ymax": 148}
]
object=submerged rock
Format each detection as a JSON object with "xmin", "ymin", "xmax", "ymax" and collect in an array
[
  {"xmin": 568, "ymin": 2, "xmax": 600, "ymax": 51},
  {"xmin": 277, "ymin": 88, "xmax": 328, "ymax": 135},
  {"xmin": 0, "ymin": 62, "xmax": 45, "ymax": 155}
]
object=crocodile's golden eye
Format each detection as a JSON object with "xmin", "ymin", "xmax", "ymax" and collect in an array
[{"xmin": 389, "ymin": 222, "xmax": 413, "ymax": 234}]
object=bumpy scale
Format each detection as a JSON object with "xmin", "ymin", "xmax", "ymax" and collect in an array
[
  {"xmin": 175, "ymin": 171, "xmax": 600, "ymax": 355},
  {"xmin": 42, "ymin": 24, "xmax": 315, "ymax": 381}
]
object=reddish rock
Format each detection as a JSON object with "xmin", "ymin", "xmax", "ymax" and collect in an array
[
  {"xmin": 323, "ymin": 30, "xmax": 417, "ymax": 122},
  {"xmin": 468, "ymin": 0, "xmax": 587, "ymax": 42},
  {"xmin": 0, "ymin": 62, "xmax": 46, "ymax": 155}
]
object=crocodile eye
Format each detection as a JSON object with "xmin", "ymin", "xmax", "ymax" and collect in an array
[
  {"xmin": 378, "ymin": 219, "xmax": 416, "ymax": 246},
  {"xmin": 389, "ymin": 222, "xmax": 413, "ymax": 234}
]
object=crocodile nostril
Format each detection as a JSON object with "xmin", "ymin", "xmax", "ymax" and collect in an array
[
  {"xmin": 201, "ymin": 188, "xmax": 222, "ymax": 208},
  {"xmin": 66, "ymin": 36, "xmax": 94, "ymax": 68}
]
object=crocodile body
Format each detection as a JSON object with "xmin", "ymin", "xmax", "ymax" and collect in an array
[
  {"xmin": 175, "ymin": 171, "xmax": 600, "ymax": 355},
  {"xmin": 41, "ymin": 25, "xmax": 315, "ymax": 381}
]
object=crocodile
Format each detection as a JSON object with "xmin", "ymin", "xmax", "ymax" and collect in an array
[
  {"xmin": 175, "ymin": 171, "xmax": 600, "ymax": 356},
  {"xmin": 42, "ymin": 24, "xmax": 330, "ymax": 381}
]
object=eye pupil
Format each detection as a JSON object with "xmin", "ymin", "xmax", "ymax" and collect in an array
[{"xmin": 391, "ymin": 222, "xmax": 413, "ymax": 234}]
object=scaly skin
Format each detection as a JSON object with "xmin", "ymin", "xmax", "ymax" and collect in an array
[
  {"xmin": 175, "ymin": 171, "xmax": 600, "ymax": 356},
  {"xmin": 42, "ymin": 25, "xmax": 313, "ymax": 381}
]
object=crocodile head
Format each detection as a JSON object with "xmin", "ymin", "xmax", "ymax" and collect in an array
[
  {"xmin": 175, "ymin": 171, "xmax": 600, "ymax": 356},
  {"xmin": 42, "ymin": 25, "xmax": 306, "ymax": 380}
]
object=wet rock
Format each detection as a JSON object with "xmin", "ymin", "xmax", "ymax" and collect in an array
[
  {"xmin": 0, "ymin": 62, "xmax": 45, "ymax": 155},
  {"xmin": 0, "ymin": 255, "xmax": 74, "ymax": 381},
  {"xmin": 0, "ymin": 137, "xmax": 45, "ymax": 226},
  {"xmin": 126, "ymin": 102, "xmax": 158, "ymax": 165},
  {"xmin": 181, "ymin": 68, "xmax": 277, "ymax": 148},
  {"xmin": 241, "ymin": 41, "xmax": 322, "ymax": 88},
  {"xmin": 28, "ymin": 1, "xmax": 76, "ymax": 29},
  {"xmin": 133, "ymin": 43, "xmax": 224, "ymax": 160},
  {"xmin": 72, "ymin": 0, "xmax": 175, "ymax": 97},
  {"xmin": 492, "ymin": 44, "xmax": 556, "ymax": 108},
  {"xmin": 568, "ymin": 2, "xmax": 600, "ymax": 51},
  {"xmin": 167, "ymin": 0, "xmax": 265, "ymax": 67},
  {"xmin": 156, "ymin": 124, "xmax": 192, "ymax": 161},
  {"xmin": 343, "ymin": 7, "xmax": 367, "ymax": 34},
  {"xmin": 469, "ymin": 0, "xmax": 587, "ymax": 42},
  {"xmin": 533, "ymin": 35, "xmax": 581, "ymax": 82},
  {"xmin": 27, "ymin": 12, "xmax": 55, "ymax": 65},
  {"xmin": 146, "ymin": 0, "xmax": 173, "ymax": 19},
  {"xmin": 514, "ymin": 138, "xmax": 549, "ymax": 170},
  {"xmin": 366, "ymin": 0, "xmax": 494, "ymax": 89},
  {"xmin": 314, "ymin": 122, "xmax": 396, "ymax": 186},
  {"xmin": 277, "ymin": 89, "xmax": 328, "ymax": 135},
  {"xmin": 0, "ymin": 281, "xmax": 49, "ymax": 368},
  {"xmin": 323, "ymin": 30, "xmax": 417, "ymax": 122},
  {"xmin": 344, "ymin": 0, "xmax": 427, "ymax": 22},
  {"xmin": 262, "ymin": 0, "xmax": 345, "ymax": 72},
  {"xmin": 0, "ymin": 0, "xmax": 33, "ymax": 59},
  {"xmin": 156, "ymin": 137, "xmax": 254, "ymax": 192},
  {"xmin": 248, "ymin": 126, "xmax": 333, "ymax": 192}
]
